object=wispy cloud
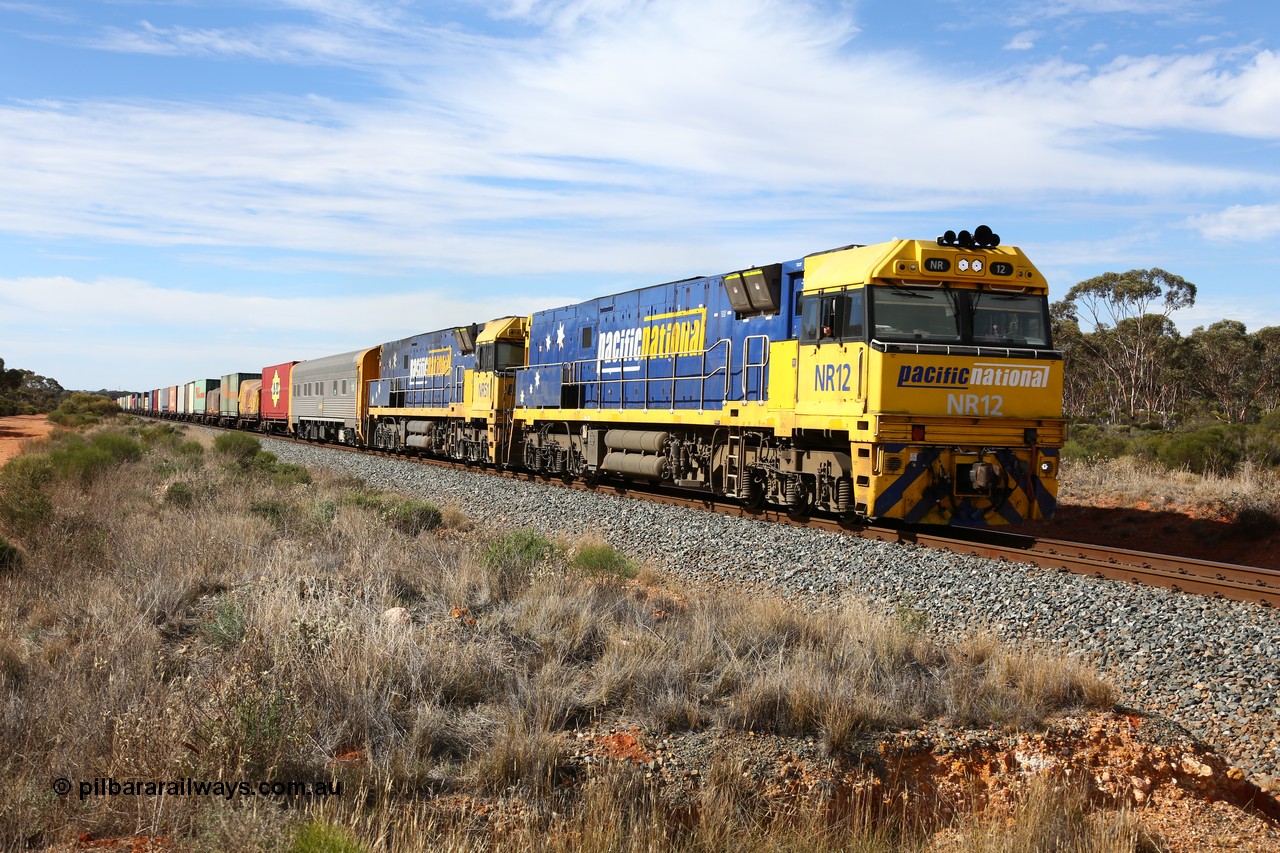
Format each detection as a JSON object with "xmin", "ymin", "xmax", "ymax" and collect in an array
[
  {"xmin": 0, "ymin": 1, "xmax": 79, "ymax": 23},
  {"xmin": 1005, "ymin": 30, "xmax": 1038, "ymax": 50},
  {"xmin": 1, "ymin": 0, "xmax": 1275, "ymax": 284},
  {"xmin": 1186, "ymin": 204, "xmax": 1280, "ymax": 241}
]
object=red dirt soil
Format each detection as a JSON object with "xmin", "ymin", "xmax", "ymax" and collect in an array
[{"xmin": 0, "ymin": 414, "xmax": 54, "ymax": 466}]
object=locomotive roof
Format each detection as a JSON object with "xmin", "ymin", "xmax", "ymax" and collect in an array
[{"xmin": 803, "ymin": 239, "xmax": 1049, "ymax": 294}]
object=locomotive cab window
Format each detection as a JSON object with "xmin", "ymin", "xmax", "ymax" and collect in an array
[
  {"xmin": 868, "ymin": 286, "xmax": 1054, "ymax": 348},
  {"xmin": 971, "ymin": 294, "xmax": 1051, "ymax": 347},
  {"xmin": 479, "ymin": 342, "xmax": 525, "ymax": 372},
  {"xmin": 800, "ymin": 290, "xmax": 865, "ymax": 344},
  {"xmin": 496, "ymin": 341, "xmax": 525, "ymax": 371},
  {"xmin": 869, "ymin": 287, "xmax": 962, "ymax": 344}
]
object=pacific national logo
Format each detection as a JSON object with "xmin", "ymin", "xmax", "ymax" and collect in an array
[
  {"xmin": 409, "ymin": 347, "xmax": 453, "ymax": 378},
  {"xmin": 598, "ymin": 308, "xmax": 706, "ymax": 361},
  {"xmin": 897, "ymin": 362, "xmax": 1051, "ymax": 389}
]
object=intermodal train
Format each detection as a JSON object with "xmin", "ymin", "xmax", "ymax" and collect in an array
[{"xmin": 119, "ymin": 227, "xmax": 1064, "ymax": 526}]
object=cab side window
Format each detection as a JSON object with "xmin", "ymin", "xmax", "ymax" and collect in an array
[
  {"xmin": 845, "ymin": 289, "xmax": 865, "ymax": 339},
  {"xmin": 801, "ymin": 296, "xmax": 822, "ymax": 342},
  {"xmin": 800, "ymin": 291, "xmax": 865, "ymax": 343}
]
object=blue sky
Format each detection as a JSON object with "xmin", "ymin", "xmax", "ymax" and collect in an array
[{"xmin": 1, "ymin": 0, "xmax": 1278, "ymax": 390}]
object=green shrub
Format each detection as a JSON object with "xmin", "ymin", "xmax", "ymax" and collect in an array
[
  {"xmin": 273, "ymin": 462, "xmax": 312, "ymax": 486},
  {"xmin": 1061, "ymin": 423, "xmax": 1136, "ymax": 461},
  {"xmin": 46, "ymin": 393, "xmax": 119, "ymax": 427},
  {"xmin": 382, "ymin": 498, "xmax": 442, "ymax": 536},
  {"xmin": 250, "ymin": 450, "xmax": 279, "ymax": 471},
  {"xmin": 140, "ymin": 423, "xmax": 183, "ymax": 448},
  {"xmin": 342, "ymin": 489, "xmax": 387, "ymax": 512},
  {"xmin": 164, "ymin": 482, "xmax": 195, "ymax": 508},
  {"xmin": 46, "ymin": 439, "xmax": 113, "ymax": 484},
  {"xmin": 249, "ymin": 499, "xmax": 295, "ymax": 528},
  {"xmin": 1154, "ymin": 426, "xmax": 1242, "ymax": 476},
  {"xmin": 1243, "ymin": 417, "xmax": 1280, "ymax": 467},
  {"xmin": 175, "ymin": 440, "xmax": 205, "ymax": 458},
  {"xmin": 0, "ymin": 454, "xmax": 54, "ymax": 536},
  {"xmin": 213, "ymin": 431, "xmax": 262, "ymax": 464},
  {"xmin": 89, "ymin": 431, "xmax": 143, "ymax": 463},
  {"xmin": 481, "ymin": 529, "xmax": 556, "ymax": 573},
  {"xmin": 290, "ymin": 820, "xmax": 366, "ymax": 853},
  {"xmin": 202, "ymin": 596, "xmax": 247, "ymax": 650},
  {"xmin": 44, "ymin": 431, "xmax": 140, "ymax": 485},
  {"xmin": 309, "ymin": 498, "xmax": 339, "ymax": 528},
  {"xmin": 570, "ymin": 542, "xmax": 637, "ymax": 579}
]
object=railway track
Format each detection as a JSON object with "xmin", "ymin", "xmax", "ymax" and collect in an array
[{"xmin": 185, "ymin": 419, "xmax": 1280, "ymax": 608}]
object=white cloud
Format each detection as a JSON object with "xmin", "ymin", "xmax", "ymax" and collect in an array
[
  {"xmin": 1186, "ymin": 205, "xmax": 1280, "ymax": 241},
  {"xmin": 1004, "ymin": 30, "xmax": 1038, "ymax": 50},
  {"xmin": 0, "ymin": 0, "xmax": 1276, "ymax": 281}
]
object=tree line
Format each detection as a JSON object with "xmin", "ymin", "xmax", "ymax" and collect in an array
[
  {"xmin": 1053, "ymin": 268, "xmax": 1280, "ymax": 426},
  {"xmin": 0, "ymin": 357, "xmax": 66, "ymax": 417}
]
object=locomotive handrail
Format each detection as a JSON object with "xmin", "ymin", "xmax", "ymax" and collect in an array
[
  {"xmin": 376, "ymin": 371, "xmax": 457, "ymax": 408},
  {"xmin": 871, "ymin": 339, "xmax": 1064, "ymax": 360},
  {"xmin": 742, "ymin": 334, "xmax": 770, "ymax": 401},
  {"xmin": 527, "ymin": 338, "xmax": 733, "ymax": 410}
]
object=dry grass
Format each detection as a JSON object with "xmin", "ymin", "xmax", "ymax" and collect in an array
[
  {"xmin": 0, "ymin": 421, "xmax": 1125, "ymax": 851},
  {"xmin": 1061, "ymin": 456, "xmax": 1280, "ymax": 525},
  {"xmin": 938, "ymin": 777, "xmax": 1152, "ymax": 853}
]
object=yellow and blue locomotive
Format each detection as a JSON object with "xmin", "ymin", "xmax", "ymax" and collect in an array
[
  {"xmin": 127, "ymin": 227, "xmax": 1063, "ymax": 527},
  {"xmin": 512, "ymin": 227, "xmax": 1063, "ymax": 525}
]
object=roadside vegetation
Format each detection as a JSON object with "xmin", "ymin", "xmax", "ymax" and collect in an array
[
  {"xmin": 0, "ymin": 419, "xmax": 1133, "ymax": 851},
  {"xmin": 1052, "ymin": 268, "xmax": 1280, "ymax": 529}
]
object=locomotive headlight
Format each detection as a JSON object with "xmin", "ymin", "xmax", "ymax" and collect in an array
[{"xmin": 1040, "ymin": 460, "xmax": 1055, "ymax": 475}]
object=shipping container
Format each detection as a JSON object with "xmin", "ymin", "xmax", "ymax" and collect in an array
[
  {"xmin": 238, "ymin": 379, "xmax": 262, "ymax": 424},
  {"xmin": 190, "ymin": 379, "xmax": 220, "ymax": 417},
  {"xmin": 260, "ymin": 361, "xmax": 298, "ymax": 432},
  {"xmin": 220, "ymin": 372, "xmax": 259, "ymax": 418},
  {"xmin": 206, "ymin": 387, "xmax": 221, "ymax": 422},
  {"xmin": 179, "ymin": 382, "xmax": 192, "ymax": 416}
]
